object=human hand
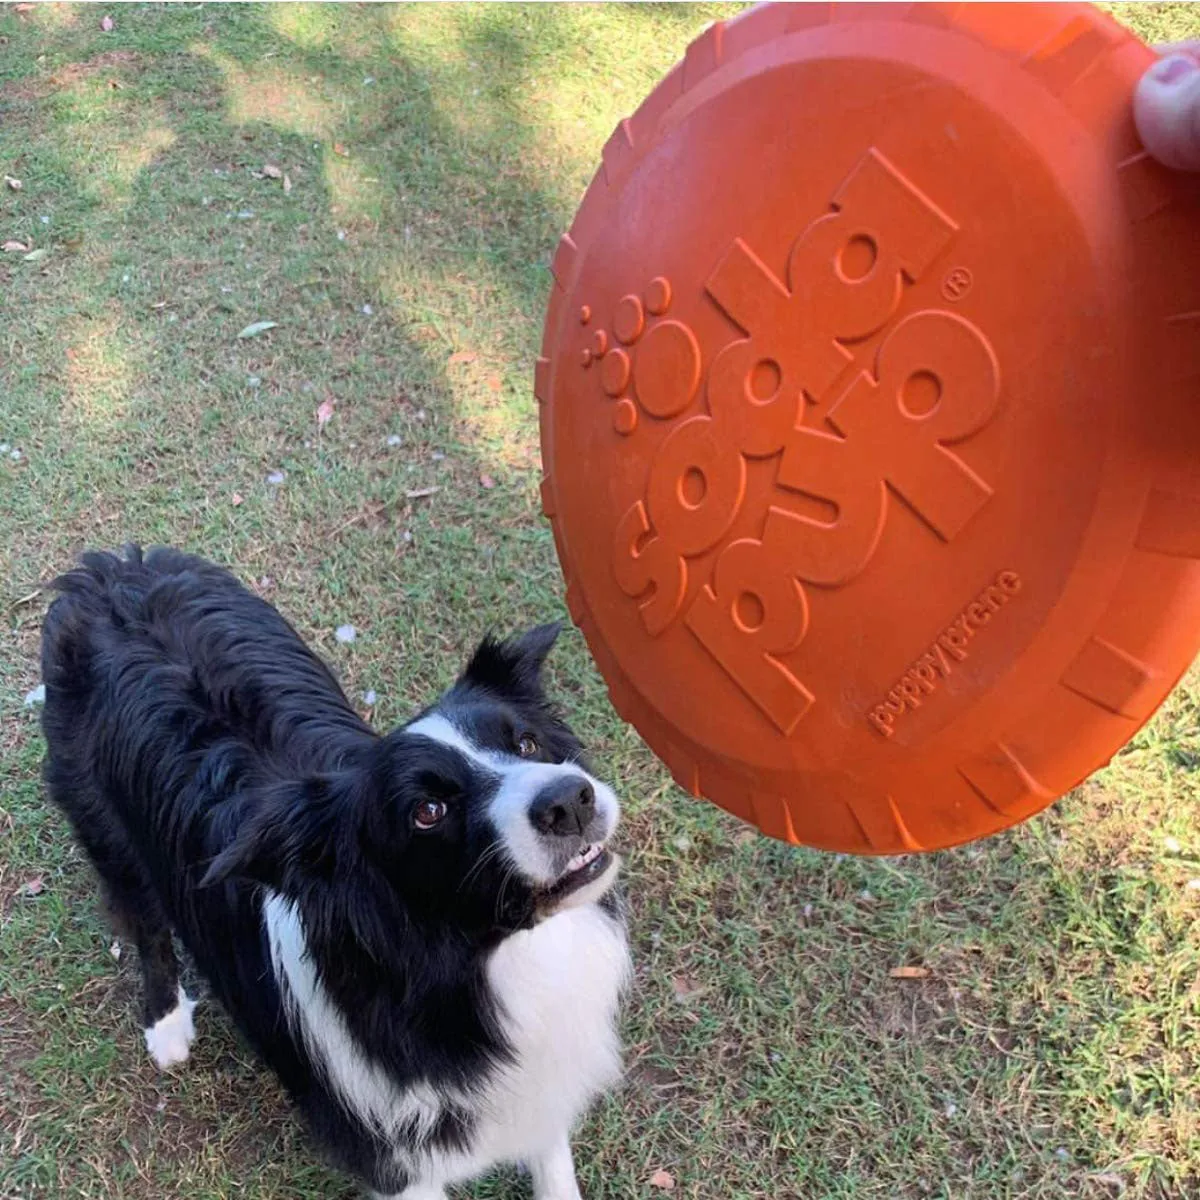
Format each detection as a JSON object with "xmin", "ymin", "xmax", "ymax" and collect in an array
[{"xmin": 1134, "ymin": 42, "xmax": 1200, "ymax": 171}]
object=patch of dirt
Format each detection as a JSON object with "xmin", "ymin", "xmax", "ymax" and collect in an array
[
  {"xmin": 1, "ymin": 51, "xmax": 143, "ymax": 104},
  {"xmin": 867, "ymin": 975, "xmax": 958, "ymax": 1045},
  {"xmin": 0, "ymin": 991, "xmax": 41, "ymax": 1082},
  {"xmin": 49, "ymin": 50, "xmax": 142, "ymax": 87},
  {"xmin": 625, "ymin": 1055, "xmax": 683, "ymax": 1101}
]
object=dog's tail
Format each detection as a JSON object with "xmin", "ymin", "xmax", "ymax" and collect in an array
[
  {"xmin": 42, "ymin": 543, "xmax": 253, "ymax": 687},
  {"xmin": 46, "ymin": 541, "xmax": 142, "ymax": 597},
  {"xmin": 45, "ymin": 543, "xmax": 239, "ymax": 605},
  {"xmin": 40, "ymin": 545, "xmax": 144, "ymax": 703},
  {"xmin": 41, "ymin": 543, "xmax": 225, "ymax": 694}
]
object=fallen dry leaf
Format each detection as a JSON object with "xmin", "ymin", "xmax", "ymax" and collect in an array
[
  {"xmin": 236, "ymin": 319, "xmax": 278, "ymax": 340},
  {"xmin": 231, "ymin": 493, "xmax": 244, "ymax": 507},
  {"xmin": 331, "ymin": 500, "xmax": 388, "ymax": 538},
  {"xmin": 671, "ymin": 975, "xmax": 702, "ymax": 1003},
  {"xmin": 479, "ymin": 473, "xmax": 496, "ymax": 490},
  {"xmin": 317, "ymin": 398, "xmax": 335, "ymax": 429},
  {"xmin": 261, "ymin": 163, "xmax": 283, "ymax": 180},
  {"xmin": 4, "ymin": 175, "xmax": 22, "ymax": 192},
  {"xmin": 283, "ymin": 173, "xmax": 293, "ymax": 195},
  {"xmin": 649, "ymin": 1169, "xmax": 677, "ymax": 1191},
  {"xmin": 2, "ymin": 239, "xmax": 29, "ymax": 253},
  {"xmin": 333, "ymin": 142, "xmax": 349, "ymax": 157},
  {"xmin": 14, "ymin": 4, "xmax": 33, "ymax": 13},
  {"xmin": 17, "ymin": 877, "xmax": 45, "ymax": 898},
  {"xmin": 100, "ymin": 14, "xmax": 114, "ymax": 31},
  {"xmin": 405, "ymin": 487, "xmax": 439, "ymax": 501},
  {"xmin": 889, "ymin": 965, "xmax": 930, "ymax": 980},
  {"xmin": 448, "ymin": 351, "xmax": 478, "ymax": 365},
  {"xmin": 487, "ymin": 376, "xmax": 502, "ymax": 393}
]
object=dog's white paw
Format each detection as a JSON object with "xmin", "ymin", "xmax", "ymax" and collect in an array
[{"xmin": 144, "ymin": 987, "xmax": 197, "ymax": 1070}]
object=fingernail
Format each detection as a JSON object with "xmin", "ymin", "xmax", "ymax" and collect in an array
[{"xmin": 1150, "ymin": 55, "xmax": 1198, "ymax": 87}]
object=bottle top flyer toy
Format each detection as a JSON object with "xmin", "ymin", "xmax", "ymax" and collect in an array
[{"xmin": 536, "ymin": 3, "xmax": 1200, "ymax": 853}]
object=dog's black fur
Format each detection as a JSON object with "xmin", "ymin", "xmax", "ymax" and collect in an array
[{"xmin": 39, "ymin": 545, "xmax": 613, "ymax": 1193}]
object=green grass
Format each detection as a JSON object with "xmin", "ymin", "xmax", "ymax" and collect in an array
[{"xmin": 2, "ymin": 3, "xmax": 1200, "ymax": 1198}]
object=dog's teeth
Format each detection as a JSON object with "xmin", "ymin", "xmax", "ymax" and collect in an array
[
  {"xmin": 564, "ymin": 844, "xmax": 602, "ymax": 876},
  {"xmin": 559, "ymin": 843, "xmax": 608, "ymax": 882}
]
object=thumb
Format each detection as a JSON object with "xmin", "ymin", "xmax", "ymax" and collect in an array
[{"xmin": 1134, "ymin": 48, "xmax": 1200, "ymax": 172}]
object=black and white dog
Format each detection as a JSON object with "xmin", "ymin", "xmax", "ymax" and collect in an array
[{"xmin": 39, "ymin": 546, "xmax": 629, "ymax": 1199}]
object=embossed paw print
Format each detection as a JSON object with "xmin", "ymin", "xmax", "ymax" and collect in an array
[{"xmin": 580, "ymin": 277, "xmax": 702, "ymax": 435}]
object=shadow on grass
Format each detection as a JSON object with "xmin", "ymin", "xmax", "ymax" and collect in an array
[{"xmin": 0, "ymin": 6, "xmax": 730, "ymax": 1198}]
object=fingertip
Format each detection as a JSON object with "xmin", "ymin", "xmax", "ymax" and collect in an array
[{"xmin": 1134, "ymin": 52, "xmax": 1200, "ymax": 172}]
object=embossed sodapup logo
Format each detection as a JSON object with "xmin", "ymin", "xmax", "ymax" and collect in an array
[{"xmin": 590, "ymin": 149, "xmax": 1002, "ymax": 736}]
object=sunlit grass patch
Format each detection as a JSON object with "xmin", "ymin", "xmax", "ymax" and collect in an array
[{"xmin": 193, "ymin": 43, "xmax": 338, "ymax": 140}]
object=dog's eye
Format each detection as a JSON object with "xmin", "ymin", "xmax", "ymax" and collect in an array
[
  {"xmin": 413, "ymin": 799, "xmax": 447, "ymax": 831},
  {"xmin": 517, "ymin": 733, "xmax": 539, "ymax": 759}
]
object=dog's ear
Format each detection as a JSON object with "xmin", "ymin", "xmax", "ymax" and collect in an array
[
  {"xmin": 509, "ymin": 623, "xmax": 562, "ymax": 674},
  {"xmin": 199, "ymin": 773, "xmax": 361, "ymax": 890},
  {"xmin": 461, "ymin": 622, "xmax": 562, "ymax": 694}
]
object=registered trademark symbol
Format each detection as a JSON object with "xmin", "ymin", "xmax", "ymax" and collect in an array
[{"xmin": 941, "ymin": 266, "xmax": 973, "ymax": 302}]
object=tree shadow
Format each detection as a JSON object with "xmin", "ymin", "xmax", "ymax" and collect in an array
[{"xmin": 0, "ymin": 6, "xmax": 729, "ymax": 1199}]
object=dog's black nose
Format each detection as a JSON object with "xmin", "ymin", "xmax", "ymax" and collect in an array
[{"xmin": 529, "ymin": 778, "xmax": 595, "ymax": 837}]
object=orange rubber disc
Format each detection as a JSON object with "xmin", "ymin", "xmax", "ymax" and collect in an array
[{"xmin": 536, "ymin": 2, "xmax": 1200, "ymax": 853}]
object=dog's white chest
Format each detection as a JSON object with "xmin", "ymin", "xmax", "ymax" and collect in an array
[
  {"xmin": 265, "ymin": 895, "xmax": 629, "ymax": 1189},
  {"xmin": 472, "ymin": 905, "xmax": 630, "ymax": 1162}
]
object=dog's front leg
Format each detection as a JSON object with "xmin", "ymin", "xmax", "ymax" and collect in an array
[{"xmin": 529, "ymin": 1135, "xmax": 584, "ymax": 1200}]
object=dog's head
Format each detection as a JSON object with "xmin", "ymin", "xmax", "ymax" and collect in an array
[{"xmin": 202, "ymin": 624, "xmax": 621, "ymax": 941}]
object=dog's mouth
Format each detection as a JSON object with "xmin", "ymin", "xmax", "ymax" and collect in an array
[{"xmin": 537, "ymin": 842, "xmax": 614, "ymax": 906}]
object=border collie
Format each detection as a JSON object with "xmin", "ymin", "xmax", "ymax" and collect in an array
[{"xmin": 39, "ymin": 546, "xmax": 630, "ymax": 1199}]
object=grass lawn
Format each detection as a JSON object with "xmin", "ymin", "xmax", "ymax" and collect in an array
[{"xmin": 3, "ymin": 3, "xmax": 1200, "ymax": 1198}]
